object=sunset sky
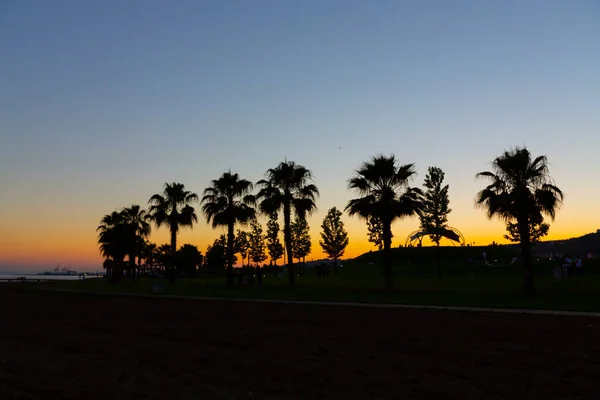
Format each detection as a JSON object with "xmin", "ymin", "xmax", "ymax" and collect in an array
[{"xmin": 1, "ymin": 0, "xmax": 599, "ymax": 272}]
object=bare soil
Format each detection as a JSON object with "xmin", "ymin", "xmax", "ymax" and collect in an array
[{"xmin": 1, "ymin": 286, "xmax": 600, "ymax": 400}]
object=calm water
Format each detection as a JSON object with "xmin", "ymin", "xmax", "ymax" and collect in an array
[{"xmin": 0, "ymin": 274, "xmax": 102, "ymax": 281}]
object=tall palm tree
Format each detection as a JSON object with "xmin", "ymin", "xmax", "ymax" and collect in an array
[
  {"xmin": 122, "ymin": 204, "xmax": 151, "ymax": 280},
  {"xmin": 257, "ymin": 161, "xmax": 319, "ymax": 286},
  {"xmin": 148, "ymin": 182, "xmax": 198, "ymax": 283},
  {"xmin": 201, "ymin": 171, "xmax": 256, "ymax": 285},
  {"xmin": 475, "ymin": 147, "xmax": 563, "ymax": 294},
  {"xmin": 346, "ymin": 155, "xmax": 423, "ymax": 290}
]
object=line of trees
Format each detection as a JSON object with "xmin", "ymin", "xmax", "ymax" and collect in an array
[{"xmin": 98, "ymin": 147, "xmax": 563, "ymax": 294}]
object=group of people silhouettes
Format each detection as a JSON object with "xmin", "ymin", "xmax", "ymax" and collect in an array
[{"xmin": 561, "ymin": 255, "xmax": 583, "ymax": 278}]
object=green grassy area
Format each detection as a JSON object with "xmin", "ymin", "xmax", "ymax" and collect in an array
[{"xmin": 38, "ymin": 253, "xmax": 600, "ymax": 312}]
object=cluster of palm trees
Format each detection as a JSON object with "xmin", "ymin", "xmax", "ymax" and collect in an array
[
  {"xmin": 97, "ymin": 205, "xmax": 150, "ymax": 282},
  {"xmin": 98, "ymin": 161, "xmax": 319, "ymax": 286},
  {"xmin": 98, "ymin": 147, "xmax": 563, "ymax": 294}
]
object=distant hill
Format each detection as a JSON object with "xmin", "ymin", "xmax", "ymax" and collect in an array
[
  {"xmin": 350, "ymin": 229, "xmax": 600, "ymax": 264},
  {"xmin": 532, "ymin": 230, "xmax": 600, "ymax": 257},
  {"xmin": 352, "ymin": 244, "xmax": 518, "ymax": 265}
]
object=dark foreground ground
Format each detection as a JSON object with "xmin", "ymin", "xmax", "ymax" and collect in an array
[{"xmin": 1, "ymin": 286, "xmax": 600, "ymax": 400}]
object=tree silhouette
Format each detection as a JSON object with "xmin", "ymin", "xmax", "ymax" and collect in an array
[
  {"xmin": 475, "ymin": 147, "xmax": 563, "ymax": 294},
  {"xmin": 366, "ymin": 216, "xmax": 388, "ymax": 250},
  {"xmin": 257, "ymin": 161, "xmax": 319, "ymax": 286},
  {"xmin": 97, "ymin": 208, "xmax": 151, "ymax": 282},
  {"xmin": 504, "ymin": 214, "xmax": 550, "ymax": 244},
  {"xmin": 419, "ymin": 167, "xmax": 451, "ymax": 278},
  {"xmin": 419, "ymin": 167, "xmax": 451, "ymax": 245},
  {"xmin": 346, "ymin": 155, "xmax": 423, "ymax": 290},
  {"xmin": 141, "ymin": 241, "xmax": 157, "ymax": 274},
  {"xmin": 291, "ymin": 216, "xmax": 311, "ymax": 264},
  {"xmin": 234, "ymin": 230, "xmax": 250, "ymax": 267},
  {"xmin": 248, "ymin": 220, "xmax": 267, "ymax": 283},
  {"xmin": 121, "ymin": 204, "xmax": 151, "ymax": 280},
  {"xmin": 97, "ymin": 210, "xmax": 130, "ymax": 282},
  {"xmin": 319, "ymin": 207, "xmax": 349, "ymax": 275},
  {"xmin": 205, "ymin": 235, "xmax": 228, "ymax": 273},
  {"xmin": 266, "ymin": 213, "xmax": 284, "ymax": 266},
  {"xmin": 201, "ymin": 171, "xmax": 256, "ymax": 285},
  {"xmin": 148, "ymin": 182, "xmax": 198, "ymax": 284},
  {"xmin": 177, "ymin": 244, "xmax": 203, "ymax": 277}
]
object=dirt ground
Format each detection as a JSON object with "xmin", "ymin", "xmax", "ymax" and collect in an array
[{"xmin": 1, "ymin": 286, "xmax": 600, "ymax": 400}]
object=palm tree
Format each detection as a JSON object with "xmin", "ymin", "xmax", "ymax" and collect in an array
[
  {"xmin": 97, "ymin": 210, "xmax": 132, "ymax": 283},
  {"xmin": 475, "ymin": 147, "xmax": 563, "ymax": 294},
  {"xmin": 148, "ymin": 182, "xmax": 198, "ymax": 283},
  {"xmin": 257, "ymin": 161, "xmax": 319, "ymax": 286},
  {"xmin": 346, "ymin": 155, "xmax": 423, "ymax": 290},
  {"xmin": 201, "ymin": 171, "xmax": 256, "ymax": 285},
  {"xmin": 121, "ymin": 205, "xmax": 151, "ymax": 280}
]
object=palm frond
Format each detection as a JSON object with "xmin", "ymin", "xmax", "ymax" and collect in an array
[{"xmin": 475, "ymin": 147, "xmax": 562, "ymax": 226}]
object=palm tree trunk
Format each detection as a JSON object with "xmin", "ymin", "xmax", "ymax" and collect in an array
[
  {"xmin": 382, "ymin": 219, "xmax": 393, "ymax": 291},
  {"xmin": 284, "ymin": 204, "xmax": 295, "ymax": 286},
  {"xmin": 170, "ymin": 224, "xmax": 177, "ymax": 284},
  {"xmin": 519, "ymin": 218, "xmax": 534, "ymax": 294},
  {"xmin": 226, "ymin": 222, "xmax": 235, "ymax": 285}
]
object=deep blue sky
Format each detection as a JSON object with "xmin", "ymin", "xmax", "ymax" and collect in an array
[{"xmin": 1, "ymin": 0, "xmax": 599, "ymax": 270}]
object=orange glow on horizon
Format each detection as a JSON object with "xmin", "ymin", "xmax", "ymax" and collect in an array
[
  {"xmin": 2, "ymin": 217, "xmax": 597, "ymax": 269},
  {"xmin": 1, "ymin": 192, "xmax": 598, "ymax": 270}
]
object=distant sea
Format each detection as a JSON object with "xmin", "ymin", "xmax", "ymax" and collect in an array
[{"xmin": 0, "ymin": 274, "xmax": 101, "ymax": 281}]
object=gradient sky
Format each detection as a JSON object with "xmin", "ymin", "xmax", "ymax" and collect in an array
[{"xmin": 1, "ymin": 0, "xmax": 599, "ymax": 272}]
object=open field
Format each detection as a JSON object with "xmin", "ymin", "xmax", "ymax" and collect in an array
[
  {"xmin": 40, "ymin": 253, "xmax": 600, "ymax": 312},
  {"xmin": 2, "ymin": 285, "xmax": 600, "ymax": 399}
]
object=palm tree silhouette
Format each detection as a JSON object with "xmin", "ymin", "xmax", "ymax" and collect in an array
[
  {"xmin": 346, "ymin": 155, "xmax": 423, "ymax": 290},
  {"xmin": 148, "ymin": 182, "xmax": 198, "ymax": 283},
  {"xmin": 257, "ymin": 161, "xmax": 319, "ymax": 286},
  {"xmin": 201, "ymin": 171, "xmax": 256, "ymax": 285},
  {"xmin": 475, "ymin": 147, "xmax": 563, "ymax": 294},
  {"xmin": 121, "ymin": 204, "xmax": 151, "ymax": 280},
  {"xmin": 97, "ymin": 210, "xmax": 134, "ymax": 283}
]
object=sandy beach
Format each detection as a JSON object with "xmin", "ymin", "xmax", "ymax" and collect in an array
[{"xmin": 1, "ymin": 285, "xmax": 600, "ymax": 399}]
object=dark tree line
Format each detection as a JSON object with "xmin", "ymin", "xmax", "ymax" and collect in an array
[{"xmin": 98, "ymin": 148, "xmax": 563, "ymax": 294}]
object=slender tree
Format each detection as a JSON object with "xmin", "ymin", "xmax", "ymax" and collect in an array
[
  {"xmin": 257, "ymin": 161, "xmax": 319, "ymax": 286},
  {"xmin": 234, "ymin": 230, "xmax": 250, "ymax": 267},
  {"xmin": 148, "ymin": 182, "xmax": 198, "ymax": 283},
  {"xmin": 248, "ymin": 220, "xmax": 267, "ymax": 283},
  {"xmin": 291, "ymin": 216, "xmax": 312, "ymax": 264},
  {"xmin": 266, "ymin": 213, "xmax": 284, "ymax": 266},
  {"xmin": 475, "ymin": 147, "xmax": 563, "ymax": 294},
  {"xmin": 419, "ymin": 167, "xmax": 451, "ymax": 278},
  {"xmin": 346, "ymin": 155, "xmax": 423, "ymax": 290},
  {"xmin": 319, "ymin": 207, "xmax": 349, "ymax": 275},
  {"xmin": 201, "ymin": 171, "xmax": 256, "ymax": 285},
  {"xmin": 419, "ymin": 167, "xmax": 451, "ymax": 245}
]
